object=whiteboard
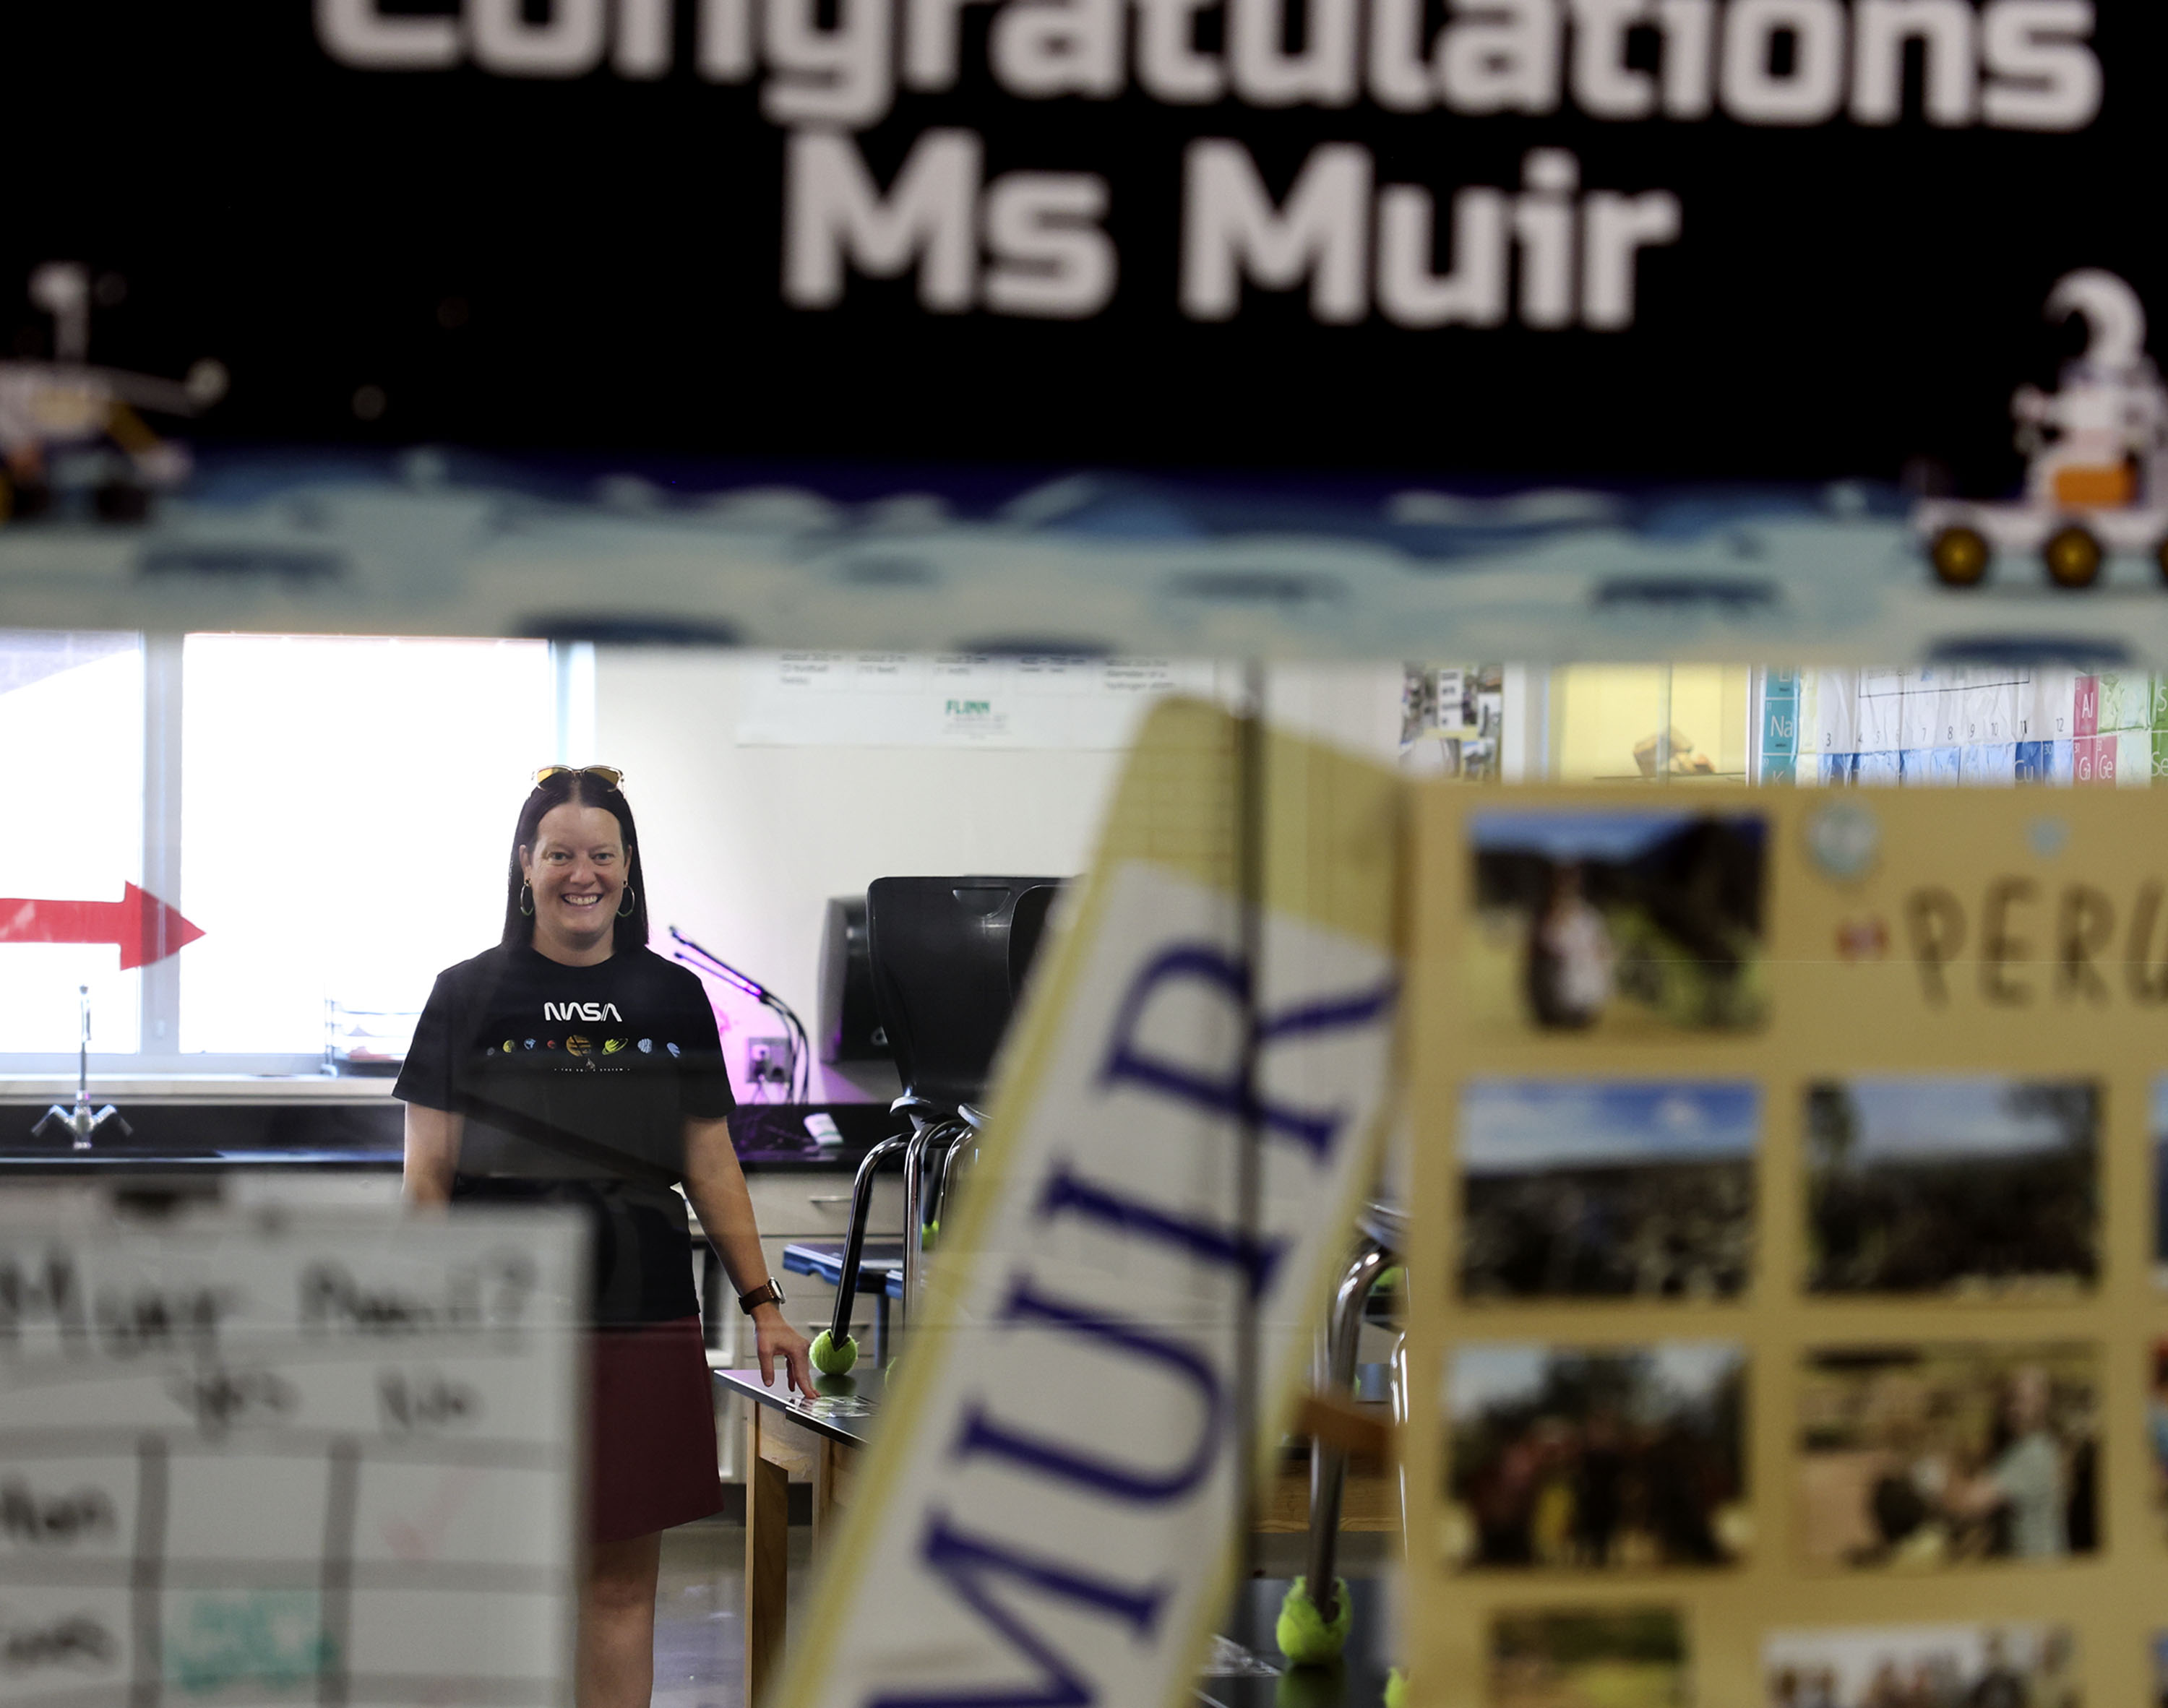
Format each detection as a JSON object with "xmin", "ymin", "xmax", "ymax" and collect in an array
[{"xmin": 0, "ymin": 1205, "xmax": 585, "ymax": 1708}]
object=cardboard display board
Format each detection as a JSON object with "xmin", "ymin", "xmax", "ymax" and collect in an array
[
  {"xmin": 1404, "ymin": 785, "xmax": 2168, "ymax": 1706},
  {"xmin": 0, "ymin": 1204, "xmax": 584, "ymax": 1708}
]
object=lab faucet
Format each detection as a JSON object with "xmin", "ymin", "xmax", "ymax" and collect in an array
[{"xmin": 33, "ymin": 985, "xmax": 131, "ymax": 1150}]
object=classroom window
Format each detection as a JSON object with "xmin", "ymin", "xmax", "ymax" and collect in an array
[
  {"xmin": 1552, "ymin": 665, "xmax": 1752, "ymax": 783},
  {"xmin": 0, "ymin": 633, "xmax": 145, "ymax": 1054},
  {"xmin": 0, "ymin": 633, "xmax": 557, "ymax": 1069}
]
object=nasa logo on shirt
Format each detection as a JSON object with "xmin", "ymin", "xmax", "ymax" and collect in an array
[{"xmin": 544, "ymin": 1001, "xmax": 623, "ymax": 1022}]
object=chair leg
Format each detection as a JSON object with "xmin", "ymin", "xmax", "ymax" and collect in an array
[
  {"xmin": 900, "ymin": 1116, "xmax": 934, "ymax": 1325},
  {"xmin": 1306, "ymin": 1240, "xmax": 1393, "ymax": 1619},
  {"xmin": 817, "ymin": 1131, "xmax": 908, "ymax": 1372}
]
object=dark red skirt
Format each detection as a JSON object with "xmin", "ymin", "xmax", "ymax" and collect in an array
[{"xmin": 589, "ymin": 1316, "xmax": 724, "ymax": 1544}]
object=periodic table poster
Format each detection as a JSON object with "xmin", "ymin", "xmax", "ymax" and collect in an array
[
  {"xmin": 1775, "ymin": 669, "xmax": 2168, "ymax": 789},
  {"xmin": 1403, "ymin": 785, "xmax": 2168, "ymax": 1707}
]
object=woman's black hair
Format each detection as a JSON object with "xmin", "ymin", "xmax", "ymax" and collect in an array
[{"xmin": 502, "ymin": 770, "xmax": 650, "ymax": 953}]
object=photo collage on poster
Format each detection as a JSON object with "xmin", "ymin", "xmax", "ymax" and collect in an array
[{"xmin": 1414, "ymin": 793, "xmax": 2168, "ymax": 1708}]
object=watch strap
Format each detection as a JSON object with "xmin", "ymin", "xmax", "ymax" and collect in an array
[{"xmin": 736, "ymin": 1280, "xmax": 785, "ymax": 1314}]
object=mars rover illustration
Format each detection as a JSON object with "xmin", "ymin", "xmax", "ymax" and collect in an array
[
  {"xmin": 1919, "ymin": 270, "xmax": 2168, "ymax": 590},
  {"xmin": 0, "ymin": 262, "xmax": 224, "ymax": 524}
]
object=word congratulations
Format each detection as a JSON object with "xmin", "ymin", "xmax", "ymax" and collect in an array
[{"xmin": 317, "ymin": 0, "xmax": 2101, "ymax": 329}]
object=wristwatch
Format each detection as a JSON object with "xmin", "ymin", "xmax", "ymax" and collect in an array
[{"xmin": 736, "ymin": 1280, "xmax": 786, "ymax": 1314}]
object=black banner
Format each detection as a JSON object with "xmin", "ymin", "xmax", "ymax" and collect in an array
[{"xmin": 8, "ymin": 1, "xmax": 2161, "ymax": 488}]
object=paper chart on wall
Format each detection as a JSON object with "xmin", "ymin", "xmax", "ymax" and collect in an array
[
  {"xmin": 1794, "ymin": 668, "xmax": 2168, "ymax": 788},
  {"xmin": 0, "ymin": 1206, "xmax": 584, "ymax": 1708},
  {"xmin": 733, "ymin": 652, "xmax": 1218, "ymax": 748},
  {"xmin": 1407, "ymin": 785, "xmax": 2168, "ymax": 1707}
]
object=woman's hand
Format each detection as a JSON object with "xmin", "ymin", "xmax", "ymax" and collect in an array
[
  {"xmin": 754, "ymin": 1306, "xmax": 817, "ymax": 1401},
  {"xmin": 681, "ymin": 1119, "xmax": 818, "ymax": 1401}
]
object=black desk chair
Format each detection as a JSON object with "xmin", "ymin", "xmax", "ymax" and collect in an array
[
  {"xmin": 809, "ymin": 876, "xmax": 1062, "ymax": 1376},
  {"xmin": 866, "ymin": 876, "xmax": 1058, "ymax": 1108}
]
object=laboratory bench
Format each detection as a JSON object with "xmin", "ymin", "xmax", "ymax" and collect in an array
[{"xmin": 0, "ymin": 1087, "xmax": 906, "ymax": 1174}]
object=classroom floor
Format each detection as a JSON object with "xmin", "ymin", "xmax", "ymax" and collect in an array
[
  {"xmin": 649, "ymin": 1468, "xmax": 1401, "ymax": 1708},
  {"xmin": 650, "ymin": 1516, "xmax": 803, "ymax": 1708}
]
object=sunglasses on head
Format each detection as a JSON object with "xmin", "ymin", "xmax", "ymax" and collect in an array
[{"xmin": 532, "ymin": 764, "xmax": 626, "ymax": 790}]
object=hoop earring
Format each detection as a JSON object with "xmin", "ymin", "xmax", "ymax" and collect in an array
[
  {"xmin": 519, "ymin": 882, "xmax": 534, "ymax": 918},
  {"xmin": 617, "ymin": 884, "xmax": 637, "ymax": 919}
]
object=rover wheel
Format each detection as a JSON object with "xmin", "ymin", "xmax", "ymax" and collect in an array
[
  {"xmin": 2043, "ymin": 524, "xmax": 2104, "ymax": 589},
  {"xmin": 1929, "ymin": 525, "xmax": 1992, "ymax": 587}
]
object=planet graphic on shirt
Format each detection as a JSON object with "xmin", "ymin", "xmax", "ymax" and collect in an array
[
  {"xmin": 637, "ymin": 1039, "xmax": 653, "ymax": 1053},
  {"xmin": 666, "ymin": 1042, "xmax": 680, "ymax": 1058},
  {"xmin": 603, "ymin": 1038, "xmax": 627, "ymax": 1054},
  {"xmin": 524, "ymin": 1039, "xmax": 536, "ymax": 1049},
  {"xmin": 565, "ymin": 1035, "xmax": 590, "ymax": 1057},
  {"xmin": 502, "ymin": 1040, "xmax": 513, "ymax": 1052}
]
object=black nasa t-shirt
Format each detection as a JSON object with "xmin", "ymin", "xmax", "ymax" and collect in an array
[{"xmin": 395, "ymin": 942, "xmax": 736, "ymax": 1325}]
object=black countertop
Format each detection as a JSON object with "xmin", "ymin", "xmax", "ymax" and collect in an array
[
  {"xmin": 0, "ymin": 1099, "xmax": 901, "ymax": 1173},
  {"xmin": 713, "ymin": 1363, "xmax": 889, "ymax": 1448}
]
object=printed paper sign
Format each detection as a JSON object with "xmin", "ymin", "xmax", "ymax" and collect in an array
[
  {"xmin": 774, "ymin": 698, "xmax": 1399, "ymax": 1708},
  {"xmin": 0, "ymin": 1206, "xmax": 583, "ymax": 1708}
]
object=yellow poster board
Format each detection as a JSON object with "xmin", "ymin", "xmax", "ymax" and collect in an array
[{"xmin": 1406, "ymin": 785, "xmax": 2165, "ymax": 1707}]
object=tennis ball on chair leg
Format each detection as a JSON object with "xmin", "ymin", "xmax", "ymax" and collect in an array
[
  {"xmin": 810, "ymin": 1329, "xmax": 858, "ymax": 1375},
  {"xmin": 1275, "ymin": 1575, "xmax": 1351, "ymax": 1666}
]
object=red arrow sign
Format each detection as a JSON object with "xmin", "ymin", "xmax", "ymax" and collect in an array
[{"xmin": 0, "ymin": 884, "xmax": 205, "ymax": 970}]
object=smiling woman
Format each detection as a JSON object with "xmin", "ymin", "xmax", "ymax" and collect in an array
[
  {"xmin": 511, "ymin": 771, "xmax": 646, "ymax": 967},
  {"xmin": 394, "ymin": 764, "xmax": 812, "ymax": 1708}
]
